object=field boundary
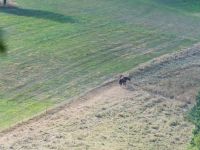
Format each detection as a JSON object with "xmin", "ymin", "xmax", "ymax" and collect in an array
[{"xmin": 1, "ymin": 43, "xmax": 200, "ymax": 135}]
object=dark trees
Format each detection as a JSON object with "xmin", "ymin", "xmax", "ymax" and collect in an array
[{"xmin": 3, "ymin": 0, "xmax": 6, "ymax": 6}]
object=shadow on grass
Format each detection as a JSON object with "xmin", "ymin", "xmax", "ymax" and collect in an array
[
  {"xmin": 155, "ymin": 0, "xmax": 200, "ymax": 13},
  {"xmin": 0, "ymin": 7, "xmax": 77, "ymax": 23}
]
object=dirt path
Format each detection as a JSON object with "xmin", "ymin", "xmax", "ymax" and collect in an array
[{"xmin": 0, "ymin": 84, "xmax": 193, "ymax": 150}]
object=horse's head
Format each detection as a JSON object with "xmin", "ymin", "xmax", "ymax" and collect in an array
[{"xmin": 119, "ymin": 75, "xmax": 124, "ymax": 79}]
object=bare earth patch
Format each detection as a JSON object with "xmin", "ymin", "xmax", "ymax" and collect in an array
[
  {"xmin": 0, "ymin": 0, "xmax": 16, "ymax": 8},
  {"xmin": 0, "ymin": 85, "xmax": 193, "ymax": 150}
]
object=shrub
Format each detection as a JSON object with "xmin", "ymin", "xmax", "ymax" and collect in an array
[{"xmin": 0, "ymin": 29, "xmax": 7, "ymax": 54}]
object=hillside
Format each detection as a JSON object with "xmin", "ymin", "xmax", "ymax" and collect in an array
[
  {"xmin": 1, "ymin": 46, "xmax": 200, "ymax": 150},
  {"xmin": 1, "ymin": 0, "xmax": 200, "ymax": 135}
]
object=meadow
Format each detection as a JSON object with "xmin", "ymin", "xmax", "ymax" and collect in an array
[{"xmin": 1, "ymin": 0, "xmax": 200, "ymax": 130}]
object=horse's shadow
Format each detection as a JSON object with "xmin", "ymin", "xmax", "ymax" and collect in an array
[
  {"xmin": 126, "ymin": 84, "xmax": 135, "ymax": 91},
  {"xmin": 120, "ymin": 82, "xmax": 135, "ymax": 91}
]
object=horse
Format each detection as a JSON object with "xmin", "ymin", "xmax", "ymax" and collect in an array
[{"xmin": 119, "ymin": 75, "xmax": 131, "ymax": 86}]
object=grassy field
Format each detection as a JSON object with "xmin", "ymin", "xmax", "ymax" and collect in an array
[
  {"xmin": 1, "ymin": 47, "xmax": 199, "ymax": 150},
  {"xmin": 1, "ymin": 0, "xmax": 200, "ymax": 130}
]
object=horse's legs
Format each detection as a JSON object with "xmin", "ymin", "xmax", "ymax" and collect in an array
[
  {"xmin": 123, "ymin": 81, "xmax": 126, "ymax": 86},
  {"xmin": 119, "ymin": 81, "xmax": 122, "ymax": 86}
]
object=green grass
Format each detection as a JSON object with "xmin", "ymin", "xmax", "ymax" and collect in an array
[
  {"xmin": 1, "ymin": 0, "xmax": 200, "ymax": 130},
  {"xmin": 0, "ymin": 99, "xmax": 53, "ymax": 129},
  {"xmin": 188, "ymin": 92, "xmax": 200, "ymax": 150}
]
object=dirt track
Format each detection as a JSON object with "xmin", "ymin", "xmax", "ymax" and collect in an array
[
  {"xmin": 1, "ymin": 45, "xmax": 200, "ymax": 150},
  {"xmin": 0, "ymin": 85, "xmax": 194, "ymax": 150}
]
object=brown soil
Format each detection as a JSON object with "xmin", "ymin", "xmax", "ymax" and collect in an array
[{"xmin": 0, "ymin": 0, "xmax": 17, "ymax": 8}]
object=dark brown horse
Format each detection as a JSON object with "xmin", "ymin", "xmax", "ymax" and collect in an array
[{"xmin": 119, "ymin": 75, "xmax": 131, "ymax": 86}]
